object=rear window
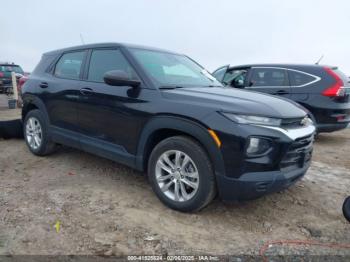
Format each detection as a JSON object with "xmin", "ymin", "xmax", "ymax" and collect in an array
[{"xmin": 0, "ymin": 65, "xmax": 24, "ymax": 74}]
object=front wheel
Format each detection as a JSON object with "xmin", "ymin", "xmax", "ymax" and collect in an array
[{"xmin": 148, "ymin": 136, "xmax": 216, "ymax": 212}]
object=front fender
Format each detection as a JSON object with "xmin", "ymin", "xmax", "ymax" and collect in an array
[{"xmin": 135, "ymin": 115, "xmax": 226, "ymax": 177}]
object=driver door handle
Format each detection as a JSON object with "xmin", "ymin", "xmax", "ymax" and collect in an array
[
  {"xmin": 80, "ymin": 87, "xmax": 94, "ymax": 95},
  {"xmin": 39, "ymin": 82, "xmax": 48, "ymax": 88},
  {"xmin": 274, "ymin": 90, "xmax": 289, "ymax": 95}
]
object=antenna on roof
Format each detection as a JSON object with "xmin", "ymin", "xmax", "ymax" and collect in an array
[
  {"xmin": 79, "ymin": 33, "xmax": 85, "ymax": 45},
  {"xmin": 315, "ymin": 54, "xmax": 324, "ymax": 65}
]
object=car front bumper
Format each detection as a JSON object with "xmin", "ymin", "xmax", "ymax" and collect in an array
[
  {"xmin": 213, "ymin": 119, "xmax": 315, "ymax": 201},
  {"xmin": 317, "ymin": 122, "xmax": 349, "ymax": 132},
  {"xmin": 216, "ymin": 161, "xmax": 310, "ymax": 201}
]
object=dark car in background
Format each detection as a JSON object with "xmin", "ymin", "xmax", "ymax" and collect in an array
[
  {"xmin": 0, "ymin": 63, "xmax": 25, "ymax": 93},
  {"xmin": 22, "ymin": 43, "xmax": 315, "ymax": 212},
  {"xmin": 213, "ymin": 64, "xmax": 350, "ymax": 133}
]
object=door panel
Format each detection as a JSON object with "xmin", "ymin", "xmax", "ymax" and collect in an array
[
  {"xmin": 78, "ymin": 83, "xmax": 144, "ymax": 153},
  {"xmin": 44, "ymin": 78, "xmax": 81, "ymax": 131},
  {"xmin": 43, "ymin": 51, "xmax": 86, "ymax": 134},
  {"xmin": 77, "ymin": 48, "xmax": 144, "ymax": 155},
  {"xmin": 246, "ymin": 67, "xmax": 291, "ymax": 98}
]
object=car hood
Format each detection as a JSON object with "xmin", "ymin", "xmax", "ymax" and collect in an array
[{"xmin": 161, "ymin": 87, "xmax": 307, "ymax": 119}]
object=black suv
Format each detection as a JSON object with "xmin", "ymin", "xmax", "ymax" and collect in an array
[
  {"xmin": 22, "ymin": 43, "xmax": 315, "ymax": 212},
  {"xmin": 213, "ymin": 64, "xmax": 350, "ymax": 133},
  {"xmin": 0, "ymin": 63, "xmax": 24, "ymax": 93}
]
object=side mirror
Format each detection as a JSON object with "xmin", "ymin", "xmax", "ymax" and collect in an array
[
  {"xmin": 232, "ymin": 79, "xmax": 245, "ymax": 88},
  {"xmin": 104, "ymin": 70, "xmax": 141, "ymax": 88}
]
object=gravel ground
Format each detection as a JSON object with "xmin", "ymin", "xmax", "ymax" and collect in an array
[{"xmin": 0, "ymin": 95, "xmax": 349, "ymax": 258}]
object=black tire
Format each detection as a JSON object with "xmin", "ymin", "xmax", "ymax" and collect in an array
[
  {"xmin": 343, "ymin": 196, "xmax": 350, "ymax": 222},
  {"xmin": 23, "ymin": 109, "xmax": 57, "ymax": 156},
  {"xmin": 148, "ymin": 136, "xmax": 216, "ymax": 212}
]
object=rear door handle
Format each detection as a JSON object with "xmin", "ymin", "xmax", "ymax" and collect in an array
[
  {"xmin": 39, "ymin": 82, "xmax": 48, "ymax": 88},
  {"xmin": 80, "ymin": 87, "xmax": 94, "ymax": 95},
  {"xmin": 274, "ymin": 90, "xmax": 289, "ymax": 95}
]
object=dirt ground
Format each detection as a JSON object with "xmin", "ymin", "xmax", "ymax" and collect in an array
[{"xmin": 0, "ymin": 95, "xmax": 349, "ymax": 258}]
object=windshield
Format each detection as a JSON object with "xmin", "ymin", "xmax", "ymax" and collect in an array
[{"xmin": 129, "ymin": 48, "xmax": 222, "ymax": 87}]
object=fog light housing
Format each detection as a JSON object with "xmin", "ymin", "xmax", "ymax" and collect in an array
[{"xmin": 246, "ymin": 137, "xmax": 271, "ymax": 156}]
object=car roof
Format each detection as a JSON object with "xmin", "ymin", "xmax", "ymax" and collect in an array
[
  {"xmin": 43, "ymin": 42, "xmax": 182, "ymax": 56},
  {"xmin": 227, "ymin": 63, "xmax": 335, "ymax": 70}
]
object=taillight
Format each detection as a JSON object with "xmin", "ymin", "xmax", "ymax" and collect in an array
[
  {"xmin": 0, "ymin": 72, "xmax": 4, "ymax": 77},
  {"xmin": 19, "ymin": 77, "xmax": 27, "ymax": 86},
  {"xmin": 322, "ymin": 67, "xmax": 345, "ymax": 97},
  {"xmin": 18, "ymin": 77, "xmax": 28, "ymax": 92}
]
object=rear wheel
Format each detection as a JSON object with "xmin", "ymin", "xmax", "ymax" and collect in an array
[
  {"xmin": 24, "ymin": 109, "xmax": 57, "ymax": 156},
  {"xmin": 148, "ymin": 136, "xmax": 216, "ymax": 212}
]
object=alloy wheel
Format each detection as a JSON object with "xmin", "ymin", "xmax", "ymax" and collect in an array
[
  {"xmin": 155, "ymin": 150, "xmax": 199, "ymax": 202},
  {"xmin": 25, "ymin": 117, "xmax": 43, "ymax": 150}
]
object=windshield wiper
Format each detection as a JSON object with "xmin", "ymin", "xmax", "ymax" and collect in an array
[{"xmin": 159, "ymin": 86, "xmax": 184, "ymax": 90}]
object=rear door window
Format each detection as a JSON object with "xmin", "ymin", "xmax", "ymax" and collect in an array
[
  {"xmin": 87, "ymin": 49, "xmax": 137, "ymax": 82},
  {"xmin": 249, "ymin": 68, "xmax": 288, "ymax": 87},
  {"xmin": 288, "ymin": 70, "xmax": 317, "ymax": 87},
  {"xmin": 54, "ymin": 51, "xmax": 85, "ymax": 80}
]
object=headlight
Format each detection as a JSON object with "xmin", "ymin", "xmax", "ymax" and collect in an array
[{"xmin": 221, "ymin": 113, "xmax": 282, "ymax": 127}]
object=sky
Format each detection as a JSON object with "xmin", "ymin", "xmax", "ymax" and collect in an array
[{"xmin": 2, "ymin": 0, "xmax": 350, "ymax": 74}]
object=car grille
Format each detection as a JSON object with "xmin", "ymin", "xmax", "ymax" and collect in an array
[{"xmin": 280, "ymin": 134, "xmax": 314, "ymax": 171}]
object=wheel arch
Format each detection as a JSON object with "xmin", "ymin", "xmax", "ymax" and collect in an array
[
  {"xmin": 22, "ymin": 95, "xmax": 50, "ymax": 125},
  {"xmin": 135, "ymin": 116, "xmax": 226, "ymax": 177}
]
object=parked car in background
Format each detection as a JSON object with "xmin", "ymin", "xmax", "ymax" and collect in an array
[
  {"xmin": 213, "ymin": 64, "xmax": 350, "ymax": 133},
  {"xmin": 16, "ymin": 75, "xmax": 30, "ymax": 107},
  {"xmin": 18, "ymin": 74, "xmax": 29, "ymax": 94},
  {"xmin": 22, "ymin": 43, "xmax": 315, "ymax": 212},
  {"xmin": 0, "ymin": 63, "xmax": 24, "ymax": 94}
]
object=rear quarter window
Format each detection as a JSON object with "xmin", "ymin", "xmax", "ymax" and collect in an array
[{"xmin": 288, "ymin": 70, "xmax": 318, "ymax": 86}]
